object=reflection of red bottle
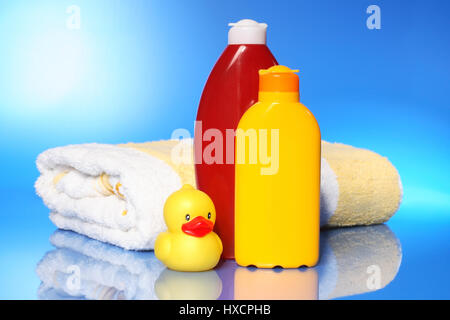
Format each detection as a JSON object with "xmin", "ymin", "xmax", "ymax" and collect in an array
[{"xmin": 194, "ymin": 19, "xmax": 278, "ymax": 259}]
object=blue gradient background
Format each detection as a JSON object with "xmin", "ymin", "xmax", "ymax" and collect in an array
[{"xmin": 0, "ymin": 0, "xmax": 449, "ymax": 299}]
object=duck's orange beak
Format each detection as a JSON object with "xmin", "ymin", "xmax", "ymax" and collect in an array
[{"xmin": 182, "ymin": 216, "xmax": 214, "ymax": 237}]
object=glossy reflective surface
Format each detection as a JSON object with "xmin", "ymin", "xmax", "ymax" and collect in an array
[
  {"xmin": 34, "ymin": 224, "xmax": 401, "ymax": 300},
  {"xmin": 1, "ymin": 190, "xmax": 448, "ymax": 300}
]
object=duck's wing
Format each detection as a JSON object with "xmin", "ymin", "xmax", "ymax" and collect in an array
[
  {"xmin": 214, "ymin": 233, "xmax": 223, "ymax": 255},
  {"xmin": 155, "ymin": 232, "xmax": 172, "ymax": 262}
]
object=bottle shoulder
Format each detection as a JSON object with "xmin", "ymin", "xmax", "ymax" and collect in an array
[
  {"xmin": 196, "ymin": 46, "xmax": 278, "ymax": 122},
  {"xmin": 238, "ymin": 101, "xmax": 319, "ymax": 129},
  {"xmin": 206, "ymin": 45, "xmax": 277, "ymax": 79}
]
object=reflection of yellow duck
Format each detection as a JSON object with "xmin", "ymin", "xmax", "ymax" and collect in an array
[
  {"xmin": 155, "ymin": 269, "xmax": 222, "ymax": 300},
  {"xmin": 155, "ymin": 185, "xmax": 223, "ymax": 272}
]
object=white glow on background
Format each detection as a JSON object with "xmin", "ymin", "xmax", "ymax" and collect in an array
[
  {"xmin": 403, "ymin": 186, "xmax": 450, "ymax": 211},
  {"xmin": 12, "ymin": 30, "xmax": 90, "ymax": 106}
]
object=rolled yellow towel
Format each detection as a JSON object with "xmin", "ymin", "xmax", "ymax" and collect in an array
[
  {"xmin": 321, "ymin": 141, "xmax": 402, "ymax": 227},
  {"xmin": 121, "ymin": 139, "xmax": 402, "ymax": 228},
  {"xmin": 120, "ymin": 140, "xmax": 196, "ymax": 187}
]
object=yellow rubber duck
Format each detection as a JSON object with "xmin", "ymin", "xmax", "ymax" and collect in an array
[{"xmin": 155, "ymin": 184, "xmax": 223, "ymax": 272}]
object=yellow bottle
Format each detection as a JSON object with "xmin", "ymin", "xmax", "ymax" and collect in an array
[{"xmin": 235, "ymin": 65, "xmax": 321, "ymax": 268}]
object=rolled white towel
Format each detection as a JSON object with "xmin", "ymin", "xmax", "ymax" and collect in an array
[{"xmin": 35, "ymin": 143, "xmax": 182, "ymax": 250}]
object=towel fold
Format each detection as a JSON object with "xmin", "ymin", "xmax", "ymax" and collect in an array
[{"xmin": 35, "ymin": 139, "xmax": 402, "ymax": 250}]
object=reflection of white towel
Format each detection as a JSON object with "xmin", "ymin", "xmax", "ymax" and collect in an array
[
  {"xmin": 35, "ymin": 143, "xmax": 182, "ymax": 250},
  {"xmin": 36, "ymin": 230, "xmax": 165, "ymax": 300},
  {"xmin": 317, "ymin": 224, "xmax": 402, "ymax": 299}
]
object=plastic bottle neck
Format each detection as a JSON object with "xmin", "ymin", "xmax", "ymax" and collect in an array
[
  {"xmin": 258, "ymin": 91, "xmax": 299, "ymax": 103},
  {"xmin": 228, "ymin": 19, "xmax": 267, "ymax": 45}
]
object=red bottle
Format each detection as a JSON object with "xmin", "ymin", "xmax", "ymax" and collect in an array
[{"xmin": 194, "ymin": 19, "xmax": 278, "ymax": 259}]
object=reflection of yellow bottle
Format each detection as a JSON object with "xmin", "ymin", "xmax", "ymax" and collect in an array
[
  {"xmin": 235, "ymin": 65, "xmax": 321, "ymax": 268},
  {"xmin": 235, "ymin": 268, "xmax": 318, "ymax": 300}
]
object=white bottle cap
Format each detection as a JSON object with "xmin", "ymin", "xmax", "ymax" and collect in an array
[{"xmin": 228, "ymin": 19, "xmax": 267, "ymax": 45}]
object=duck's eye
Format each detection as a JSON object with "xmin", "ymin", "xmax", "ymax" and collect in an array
[
  {"xmin": 185, "ymin": 214, "xmax": 190, "ymax": 221},
  {"xmin": 207, "ymin": 212, "xmax": 211, "ymax": 219}
]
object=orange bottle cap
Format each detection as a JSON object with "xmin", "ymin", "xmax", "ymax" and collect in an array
[{"xmin": 259, "ymin": 65, "xmax": 299, "ymax": 92}]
